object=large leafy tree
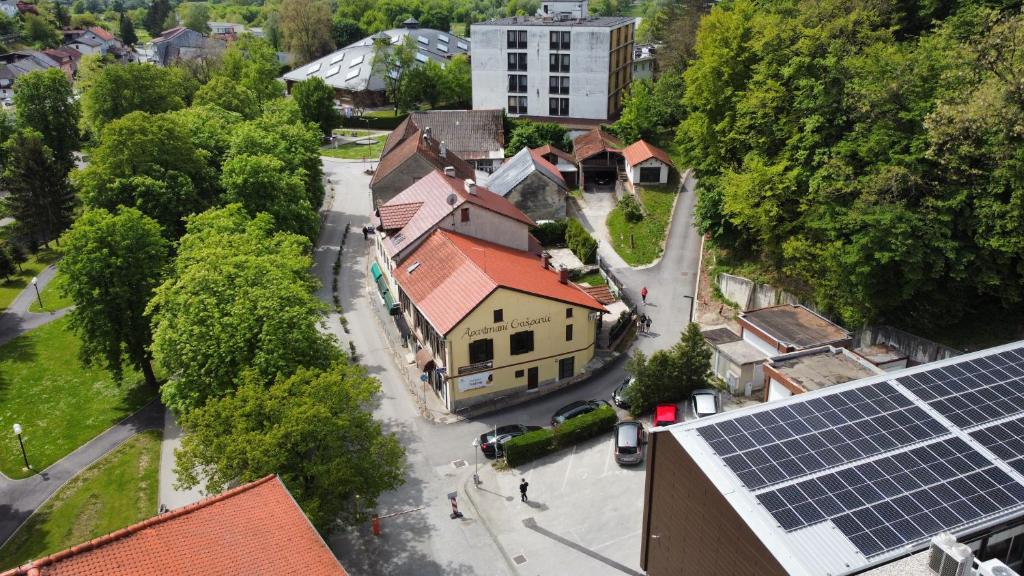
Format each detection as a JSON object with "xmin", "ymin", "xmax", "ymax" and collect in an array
[
  {"xmin": 291, "ymin": 77, "xmax": 340, "ymax": 136},
  {"xmin": 13, "ymin": 68, "xmax": 80, "ymax": 176},
  {"xmin": 624, "ymin": 324, "xmax": 712, "ymax": 416},
  {"xmin": 372, "ymin": 35, "xmax": 417, "ymax": 113},
  {"xmin": 194, "ymin": 76, "xmax": 259, "ymax": 119},
  {"xmin": 149, "ymin": 205, "xmax": 336, "ymax": 414},
  {"xmin": 60, "ymin": 208, "xmax": 169, "ymax": 389},
  {"xmin": 1, "ymin": 130, "xmax": 76, "ymax": 248},
  {"xmin": 505, "ymin": 119, "xmax": 570, "ymax": 154},
  {"xmin": 81, "ymin": 64, "xmax": 194, "ymax": 135},
  {"xmin": 181, "ymin": 3, "xmax": 210, "ymax": 33},
  {"xmin": 281, "ymin": 0, "xmax": 334, "ymax": 64},
  {"xmin": 219, "ymin": 36, "xmax": 285, "ymax": 104},
  {"xmin": 220, "ymin": 154, "xmax": 318, "ymax": 239},
  {"xmin": 174, "ymin": 364, "xmax": 406, "ymax": 531},
  {"xmin": 440, "ymin": 54, "xmax": 471, "ymax": 108},
  {"xmin": 144, "ymin": 0, "xmax": 171, "ymax": 37}
]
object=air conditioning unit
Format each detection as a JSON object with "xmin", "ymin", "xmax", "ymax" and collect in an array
[
  {"xmin": 977, "ymin": 559, "xmax": 1021, "ymax": 576},
  {"xmin": 928, "ymin": 533, "xmax": 973, "ymax": 576}
]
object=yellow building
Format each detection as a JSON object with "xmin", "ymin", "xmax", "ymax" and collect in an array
[{"xmin": 395, "ymin": 228, "xmax": 607, "ymax": 412}]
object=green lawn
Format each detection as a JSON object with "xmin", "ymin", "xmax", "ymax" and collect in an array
[
  {"xmin": 606, "ymin": 184, "xmax": 678, "ymax": 266},
  {"xmin": 0, "ymin": 249, "xmax": 61, "ymax": 312},
  {"xmin": 0, "ymin": 430, "xmax": 161, "ymax": 570},
  {"xmin": 574, "ymin": 271, "xmax": 607, "ymax": 286},
  {"xmin": 0, "ymin": 317, "xmax": 155, "ymax": 479},
  {"xmin": 27, "ymin": 273, "xmax": 73, "ymax": 313},
  {"xmin": 364, "ymin": 109, "xmax": 403, "ymax": 118},
  {"xmin": 321, "ymin": 138, "xmax": 386, "ymax": 160}
]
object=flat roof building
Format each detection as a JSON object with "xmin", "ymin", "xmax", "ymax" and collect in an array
[
  {"xmin": 763, "ymin": 345, "xmax": 885, "ymax": 402},
  {"xmin": 740, "ymin": 304, "xmax": 852, "ymax": 356}
]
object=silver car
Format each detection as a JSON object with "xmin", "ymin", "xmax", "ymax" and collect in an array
[
  {"xmin": 613, "ymin": 420, "xmax": 646, "ymax": 465},
  {"xmin": 691, "ymin": 388, "xmax": 722, "ymax": 419}
]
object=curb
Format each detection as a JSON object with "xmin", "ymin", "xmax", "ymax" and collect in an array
[
  {"xmin": 630, "ymin": 167, "xmax": 693, "ymax": 272},
  {"xmin": 461, "ymin": 470, "xmax": 520, "ymax": 576}
]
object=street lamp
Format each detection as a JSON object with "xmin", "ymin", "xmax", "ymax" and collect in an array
[
  {"xmin": 31, "ymin": 277, "xmax": 42, "ymax": 310},
  {"xmin": 471, "ymin": 438, "xmax": 481, "ymax": 487},
  {"xmin": 12, "ymin": 423, "xmax": 30, "ymax": 470},
  {"xmin": 683, "ymin": 295, "xmax": 694, "ymax": 324}
]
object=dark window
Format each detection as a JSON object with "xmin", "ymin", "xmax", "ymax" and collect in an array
[
  {"xmin": 507, "ymin": 30, "xmax": 527, "ymax": 49},
  {"xmin": 510, "ymin": 330, "xmax": 535, "ymax": 355},
  {"xmin": 561, "ymin": 31, "xmax": 570, "ymax": 49},
  {"xmin": 566, "ymin": 307, "xmax": 573, "ymax": 318},
  {"xmin": 565, "ymin": 324, "xmax": 573, "ymax": 341},
  {"xmin": 639, "ymin": 166, "xmax": 661, "ymax": 182},
  {"xmin": 548, "ymin": 76, "xmax": 569, "ymax": 95},
  {"xmin": 548, "ymin": 31, "xmax": 569, "ymax": 50},
  {"xmin": 549, "ymin": 31, "xmax": 559, "ymax": 50},
  {"xmin": 460, "ymin": 207, "xmax": 470, "ymax": 222},
  {"xmin": 559, "ymin": 356, "xmax": 575, "ymax": 379},
  {"xmin": 469, "ymin": 339, "xmax": 493, "ymax": 364},
  {"xmin": 507, "ymin": 95, "xmax": 528, "ymax": 114},
  {"xmin": 550, "ymin": 54, "xmax": 570, "ymax": 72},
  {"xmin": 515, "ymin": 369, "xmax": 525, "ymax": 377},
  {"xmin": 507, "ymin": 52, "xmax": 527, "ymax": 71},
  {"xmin": 561, "ymin": 53, "xmax": 570, "ymax": 72},
  {"xmin": 549, "ymin": 97, "xmax": 569, "ymax": 116},
  {"xmin": 508, "ymin": 74, "xmax": 527, "ymax": 93},
  {"xmin": 494, "ymin": 309, "xmax": 503, "ymax": 322}
]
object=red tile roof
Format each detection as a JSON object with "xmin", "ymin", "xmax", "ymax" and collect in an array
[
  {"xmin": 533, "ymin": 144, "xmax": 576, "ymax": 167},
  {"xmin": 88, "ymin": 26, "xmax": 114, "ymax": 41},
  {"xmin": 395, "ymin": 229, "xmax": 607, "ymax": 335},
  {"xmin": 380, "ymin": 116, "xmax": 418, "ymax": 157},
  {"xmin": 580, "ymin": 284, "xmax": 616, "ymax": 305},
  {"xmin": 622, "ymin": 139, "xmax": 674, "ymax": 168},
  {"xmin": 378, "ymin": 201, "xmax": 424, "ymax": 230},
  {"xmin": 529, "ymin": 149, "xmax": 566, "ymax": 185},
  {"xmin": 0, "ymin": 475, "xmax": 346, "ymax": 576},
  {"xmin": 572, "ymin": 129, "xmax": 622, "ymax": 162},
  {"xmin": 370, "ymin": 129, "xmax": 476, "ymax": 189}
]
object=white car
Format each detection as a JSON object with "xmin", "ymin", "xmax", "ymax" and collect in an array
[{"xmin": 690, "ymin": 388, "xmax": 721, "ymax": 419}]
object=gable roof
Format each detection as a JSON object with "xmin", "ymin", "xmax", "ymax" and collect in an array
[
  {"xmin": 381, "ymin": 111, "xmax": 504, "ymax": 161},
  {"xmin": 533, "ymin": 144, "xmax": 576, "ymax": 166},
  {"xmin": 380, "ymin": 170, "xmax": 534, "ymax": 256},
  {"xmin": 87, "ymin": 26, "xmax": 114, "ymax": 41},
  {"xmin": 0, "ymin": 475, "xmax": 346, "ymax": 576},
  {"xmin": 573, "ymin": 128, "xmax": 622, "ymax": 162},
  {"xmin": 622, "ymin": 139, "xmax": 674, "ymax": 167},
  {"xmin": 378, "ymin": 201, "xmax": 423, "ymax": 230},
  {"xmin": 370, "ymin": 129, "xmax": 476, "ymax": 189},
  {"xmin": 395, "ymin": 229, "xmax": 607, "ymax": 335},
  {"xmin": 485, "ymin": 147, "xmax": 566, "ymax": 196},
  {"xmin": 381, "ymin": 116, "xmax": 419, "ymax": 157},
  {"xmin": 68, "ymin": 35, "xmax": 102, "ymax": 47}
]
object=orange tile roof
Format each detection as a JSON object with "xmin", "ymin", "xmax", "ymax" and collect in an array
[
  {"xmin": 370, "ymin": 129, "xmax": 475, "ymax": 189},
  {"xmin": 88, "ymin": 26, "xmax": 114, "ymax": 41},
  {"xmin": 0, "ymin": 476, "xmax": 346, "ymax": 576},
  {"xmin": 622, "ymin": 139, "xmax": 674, "ymax": 168},
  {"xmin": 378, "ymin": 201, "xmax": 423, "ymax": 230},
  {"xmin": 573, "ymin": 128, "xmax": 622, "ymax": 162},
  {"xmin": 580, "ymin": 284, "xmax": 616, "ymax": 305},
  {"xmin": 395, "ymin": 229, "xmax": 607, "ymax": 335},
  {"xmin": 533, "ymin": 144, "xmax": 576, "ymax": 166}
]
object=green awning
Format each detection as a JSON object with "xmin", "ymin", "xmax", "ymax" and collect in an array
[
  {"xmin": 373, "ymin": 270, "xmax": 396, "ymax": 310},
  {"xmin": 382, "ymin": 287, "xmax": 395, "ymax": 309},
  {"xmin": 371, "ymin": 261, "xmax": 383, "ymax": 281}
]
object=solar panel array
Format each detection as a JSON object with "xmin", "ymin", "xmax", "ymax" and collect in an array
[
  {"xmin": 698, "ymin": 383, "xmax": 946, "ymax": 490},
  {"xmin": 693, "ymin": 344, "xmax": 1024, "ymax": 561}
]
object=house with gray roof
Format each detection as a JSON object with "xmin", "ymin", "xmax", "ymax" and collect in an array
[
  {"xmin": 145, "ymin": 27, "xmax": 222, "ymax": 67},
  {"xmin": 382, "ymin": 110, "xmax": 505, "ymax": 172},
  {"xmin": 485, "ymin": 147, "xmax": 568, "ymax": 221}
]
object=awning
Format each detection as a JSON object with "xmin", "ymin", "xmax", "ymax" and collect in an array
[
  {"xmin": 371, "ymin": 261, "xmax": 383, "ymax": 281},
  {"xmin": 416, "ymin": 348, "xmax": 436, "ymax": 372}
]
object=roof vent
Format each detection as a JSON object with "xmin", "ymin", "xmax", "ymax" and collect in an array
[
  {"xmin": 423, "ymin": 126, "xmax": 432, "ymax": 141},
  {"xmin": 927, "ymin": 533, "xmax": 972, "ymax": 576},
  {"xmin": 439, "ymin": 141, "xmax": 447, "ymax": 158},
  {"xmin": 541, "ymin": 251, "xmax": 551, "ymax": 269},
  {"xmin": 443, "ymin": 166, "xmax": 456, "ymax": 177},
  {"xmin": 464, "ymin": 179, "xmax": 476, "ymax": 195},
  {"xmin": 407, "ymin": 261, "xmax": 421, "ymax": 273}
]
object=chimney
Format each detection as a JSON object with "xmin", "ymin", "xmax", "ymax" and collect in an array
[
  {"xmin": 541, "ymin": 251, "xmax": 551, "ymax": 269},
  {"xmin": 559, "ymin": 267, "xmax": 569, "ymax": 284},
  {"xmin": 439, "ymin": 140, "xmax": 447, "ymax": 158},
  {"xmin": 443, "ymin": 166, "xmax": 456, "ymax": 177},
  {"xmin": 464, "ymin": 179, "xmax": 476, "ymax": 195},
  {"xmin": 423, "ymin": 126, "xmax": 431, "ymax": 141}
]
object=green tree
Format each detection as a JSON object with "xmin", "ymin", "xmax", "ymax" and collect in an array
[
  {"xmin": 194, "ymin": 76, "xmax": 259, "ymax": 119},
  {"xmin": 144, "ymin": 0, "xmax": 171, "ymax": 37},
  {"xmin": 331, "ymin": 16, "xmax": 362, "ymax": 47},
  {"xmin": 81, "ymin": 64, "xmax": 192, "ymax": 135},
  {"xmin": 0, "ymin": 243, "xmax": 14, "ymax": 280},
  {"xmin": 149, "ymin": 205, "xmax": 336, "ymax": 414},
  {"xmin": 13, "ymin": 68, "xmax": 80, "ymax": 176},
  {"xmin": 372, "ymin": 35, "xmax": 417, "ymax": 113},
  {"xmin": 52, "ymin": 2, "xmax": 70, "ymax": 27},
  {"xmin": 624, "ymin": 324, "xmax": 711, "ymax": 416},
  {"xmin": 23, "ymin": 13, "xmax": 61, "ymax": 48},
  {"xmin": 672, "ymin": 323, "xmax": 713, "ymax": 392},
  {"xmin": 281, "ymin": 0, "xmax": 334, "ymax": 64},
  {"xmin": 1, "ymin": 130, "xmax": 76, "ymax": 248},
  {"xmin": 506, "ymin": 119, "xmax": 569, "ymax": 154},
  {"xmin": 181, "ymin": 2, "xmax": 210, "ymax": 33},
  {"xmin": 167, "ymin": 104, "xmax": 244, "ymax": 172},
  {"xmin": 119, "ymin": 11, "xmax": 138, "ymax": 45},
  {"xmin": 220, "ymin": 154, "xmax": 318, "ymax": 239},
  {"xmin": 439, "ymin": 54, "xmax": 471, "ymax": 107},
  {"xmin": 291, "ymin": 77, "xmax": 341, "ymax": 135},
  {"xmin": 565, "ymin": 217, "xmax": 597, "ymax": 263},
  {"xmin": 219, "ymin": 36, "xmax": 284, "ymax": 104},
  {"xmin": 174, "ymin": 363, "xmax": 406, "ymax": 531},
  {"xmin": 60, "ymin": 207, "xmax": 169, "ymax": 389}
]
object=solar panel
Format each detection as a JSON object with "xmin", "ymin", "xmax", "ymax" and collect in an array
[
  {"xmin": 699, "ymin": 383, "xmax": 946, "ymax": 489},
  {"xmin": 438, "ymin": 33, "xmax": 449, "ymax": 42},
  {"xmin": 349, "ymin": 55, "xmax": 364, "ymax": 68},
  {"xmin": 437, "ymin": 42, "xmax": 448, "ymax": 53},
  {"xmin": 417, "ymin": 35, "xmax": 429, "ymax": 44},
  {"xmin": 305, "ymin": 62, "xmax": 322, "ymax": 76},
  {"xmin": 970, "ymin": 415, "xmax": 1024, "ymax": 476},
  {"xmin": 324, "ymin": 66, "xmax": 340, "ymax": 78},
  {"xmin": 897, "ymin": 349, "xmax": 1024, "ymax": 428},
  {"xmin": 415, "ymin": 52, "xmax": 429, "ymax": 63},
  {"xmin": 756, "ymin": 437, "xmax": 1024, "ymax": 557}
]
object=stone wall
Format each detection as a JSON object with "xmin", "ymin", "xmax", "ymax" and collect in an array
[{"xmin": 853, "ymin": 325, "xmax": 962, "ymax": 365}]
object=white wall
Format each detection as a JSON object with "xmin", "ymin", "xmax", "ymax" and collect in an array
[
  {"xmin": 471, "ymin": 23, "xmax": 613, "ymax": 120},
  {"xmin": 767, "ymin": 378, "xmax": 792, "ymax": 403},
  {"xmin": 626, "ymin": 157, "xmax": 668, "ymax": 184},
  {"xmin": 743, "ymin": 329, "xmax": 778, "ymax": 356},
  {"xmin": 440, "ymin": 203, "xmax": 531, "ymax": 251}
]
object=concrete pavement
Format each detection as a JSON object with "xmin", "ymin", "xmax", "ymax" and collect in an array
[
  {"xmin": 0, "ymin": 263, "xmax": 69, "ymax": 347},
  {"xmin": 157, "ymin": 409, "xmax": 205, "ymax": 511}
]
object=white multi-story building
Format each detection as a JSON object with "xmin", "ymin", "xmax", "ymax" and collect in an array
[
  {"xmin": 537, "ymin": 0, "xmax": 589, "ymax": 18},
  {"xmin": 471, "ymin": 15, "xmax": 635, "ymax": 123}
]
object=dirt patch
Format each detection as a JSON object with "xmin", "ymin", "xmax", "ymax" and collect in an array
[{"xmin": 694, "ymin": 236, "xmax": 741, "ymax": 334}]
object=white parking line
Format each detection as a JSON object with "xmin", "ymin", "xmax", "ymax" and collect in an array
[
  {"xmin": 590, "ymin": 529, "xmax": 642, "ymax": 552},
  {"xmin": 560, "ymin": 444, "xmax": 577, "ymax": 492},
  {"xmin": 603, "ymin": 438, "xmax": 613, "ymax": 476}
]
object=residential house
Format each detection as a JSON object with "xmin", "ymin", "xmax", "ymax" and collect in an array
[
  {"xmin": 0, "ymin": 475, "xmax": 347, "ymax": 576},
  {"xmin": 702, "ymin": 326, "xmax": 769, "ymax": 397},
  {"xmin": 485, "ymin": 146, "xmax": 568, "ymax": 221},
  {"xmin": 632, "ymin": 43, "xmax": 657, "ymax": 80},
  {"xmin": 762, "ymin": 345, "xmax": 884, "ymax": 402},
  {"xmin": 533, "ymin": 143, "xmax": 578, "ymax": 187},
  {"xmin": 572, "ymin": 127, "xmax": 622, "ymax": 188},
  {"xmin": 146, "ymin": 27, "xmax": 220, "ymax": 66},
  {"xmin": 622, "ymin": 138, "xmax": 673, "ymax": 187},
  {"xmin": 0, "ymin": 51, "xmax": 61, "ymax": 101},
  {"xmin": 537, "ymin": 0, "xmax": 589, "ymax": 18},
  {"xmin": 369, "ymin": 129, "xmax": 477, "ymax": 207},
  {"xmin": 43, "ymin": 47, "xmax": 81, "ymax": 79},
  {"xmin": 382, "ymin": 110, "xmax": 506, "ymax": 173},
  {"xmin": 62, "ymin": 27, "xmax": 125, "ymax": 59},
  {"xmin": 739, "ymin": 304, "xmax": 852, "ymax": 356}
]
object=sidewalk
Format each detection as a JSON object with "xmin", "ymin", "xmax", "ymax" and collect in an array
[
  {"xmin": 157, "ymin": 408, "xmax": 205, "ymax": 511},
  {"xmin": 0, "ymin": 263, "xmax": 69, "ymax": 347}
]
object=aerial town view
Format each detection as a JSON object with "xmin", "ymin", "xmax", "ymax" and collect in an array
[{"xmin": 0, "ymin": 0, "xmax": 1023, "ymax": 573}]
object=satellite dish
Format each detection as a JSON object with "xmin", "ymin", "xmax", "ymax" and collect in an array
[{"xmin": 446, "ymin": 193, "xmax": 458, "ymax": 206}]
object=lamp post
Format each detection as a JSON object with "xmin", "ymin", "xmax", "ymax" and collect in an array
[
  {"xmin": 12, "ymin": 423, "xmax": 30, "ymax": 470},
  {"xmin": 683, "ymin": 295, "xmax": 694, "ymax": 324},
  {"xmin": 471, "ymin": 438, "xmax": 481, "ymax": 487},
  {"xmin": 31, "ymin": 277, "xmax": 42, "ymax": 310}
]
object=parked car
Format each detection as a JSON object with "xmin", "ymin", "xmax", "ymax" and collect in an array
[
  {"xmin": 552, "ymin": 400, "xmax": 604, "ymax": 426},
  {"xmin": 478, "ymin": 424, "xmax": 542, "ymax": 457},
  {"xmin": 653, "ymin": 404, "xmax": 678, "ymax": 427},
  {"xmin": 691, "ymin": 388, "xmax": 722, "ymax": 419},
  {"xmin": 613, "ymin": 420, "xmax": 646, "ymax": 465},
  {"xmin": 613, "ymin": 377, "xmax": 634, "ymax": 409}
]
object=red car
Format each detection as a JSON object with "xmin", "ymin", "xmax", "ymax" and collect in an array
[{"xmin": 653, "ymin": 404, "xmax": 678, "ymax": 427}]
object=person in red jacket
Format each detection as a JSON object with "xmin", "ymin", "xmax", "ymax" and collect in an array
[{"xmin": 641, "ymin": 286, "xmax": 648, "ymax": 304}]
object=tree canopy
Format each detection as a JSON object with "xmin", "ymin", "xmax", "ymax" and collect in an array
[
  {"xmin": 291, "ymin": 77, "xmax": 341, "ymax": 136},
  {"xmin": 505, "ymin": 119, "xmax": 570, "ymax": 154},
  {"xmin": 81, "ymin": 64, "xmax": 196, "ymax": 135},
  {"xmin": 13, "ymin": 68, "xmax": 80, "ymax": 175},
  {"xmin": 194, "ymin": 76, "xmax": 260, "ymax": 119},
  {"xmin": 1, "ymin": 129, "xmax": 76, "ymax": 248}
]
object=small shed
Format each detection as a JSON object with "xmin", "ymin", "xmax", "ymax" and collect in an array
[{"xmin": 622, "ymin": 139, "xmax": 674, "ymax": 186}]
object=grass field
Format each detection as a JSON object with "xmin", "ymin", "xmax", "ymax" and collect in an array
[
  {"xmin": 0, "ymin": 249, "xmax": 61, "ymax": 312},
  {"xmin": 0, "ymin": 317, "xmax": 155, "ymax": 479},
  {"xmin": 321, "ymin": 137, "xmax": 386, "ymax": 160},
  {"xmin": 606, "ymin": 184, "xmax": 677, "ymax": 266},
  {"xmin": 27, "ymin": 273, "xmax": 73, "ymax": 313},
  {"xmin": 0, "ymin": 430, "xmax": 161, "ymax": 570},
  {"xmin": 574, "ymin": 271, "xmax": 607, "ymax": 286}
]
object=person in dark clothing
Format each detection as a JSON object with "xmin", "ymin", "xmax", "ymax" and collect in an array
[
  {"xmin": 362, "ymin": 226, "xmax": 369, "ymax": 240},
  {"xmin": 520, "ymin": 478, "xmax": 529, "ymax": 502},
  {"xmin": 645, "ymin": 316, "xmax": 652, "ymax": 333}
]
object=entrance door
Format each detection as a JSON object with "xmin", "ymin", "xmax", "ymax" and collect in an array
[
  {"xmin": 559, "ymin": 357, "xmax": 574, "ymax": 379},
  {"xmin": 527, "ymin": 367, "xmax": 539, "ymax": 390}
]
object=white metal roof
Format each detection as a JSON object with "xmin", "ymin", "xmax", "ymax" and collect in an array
[{"xmin": 668, "ymin": 340, "xmax": 1024, "ymax": 576}]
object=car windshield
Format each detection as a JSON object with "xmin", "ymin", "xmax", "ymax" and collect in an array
[
  {"xmin": 694, "ymin": 394, "xmax": 717, "ymax": 415},
  {"xmin": 618, "ymin": 445, "xmax": 638, "ymax": 454}
]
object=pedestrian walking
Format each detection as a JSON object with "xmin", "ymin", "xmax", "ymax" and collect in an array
[
  {"xmin": 362, "ymin": 226, "xmax": 369, "ymax": 240},
  {"xmin": 645, "ymin": 316, "xmax": 652, "ymax": 333},
  {"xmin": 641, "ymin": 286, "xmax": 648, "ymax": 303},
  {"xmin": 636, "ymin": 314, "xmax": 644, "ymax": 333},
  {"xmin": 639, "ymin": 314, "xmax": 647, "ymax": 333},
  {"xmin": 520, "ymin": 478, "xmax": 529, "ymax": 502}
]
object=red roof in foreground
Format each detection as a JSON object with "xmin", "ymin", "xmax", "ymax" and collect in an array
[
  {"xmin": 395, "ymin": 229, "xmax": 606, "ymax": 335},
  {"xmin": 1, "ymin": 475, "xmax": 346, "ymax": 576},
  {"xmin": 622, "ymin": 139, "xmax": 674, "ymax": 168}
]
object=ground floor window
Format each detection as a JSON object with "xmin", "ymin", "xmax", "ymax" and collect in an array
[
  {"xmin": 639, "ymin": 166, "xmax": 661, "ymax": 183},
  {"xmin": 559, "ymin": 356, "xmax": 574, "ymax": 379}
]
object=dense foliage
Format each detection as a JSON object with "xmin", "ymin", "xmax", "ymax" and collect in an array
[
  {"xmin": 505, "ymin": 119, "xmax": 571, "ymax": 154},
  {"xmin": 565, "ymin": 218, "xmax": 598, "ymax": 264},
  {"xmin": 624, "ymin": 323, "xmax": 712, "ymax": 416}
]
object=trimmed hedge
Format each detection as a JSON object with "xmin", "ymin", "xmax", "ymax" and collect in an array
[
  {"xmin": 531, "ymin": 219, "xmax": 568, "ymax": 246},
  {"xmin": 503, "ymin": 405, "xmax": 618, "ymax": 467},
  {"xmin": 565, "ymin": 218, "xmax": 598, "ymax": 264}
]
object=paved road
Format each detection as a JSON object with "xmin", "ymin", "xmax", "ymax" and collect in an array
[
  {"xmin": 0, "ymin": 263, "xmax": 68, "ymax": 347},
  {"xmin": 0, "ymin": 400, "xmax": 164, "ymax": 546}
]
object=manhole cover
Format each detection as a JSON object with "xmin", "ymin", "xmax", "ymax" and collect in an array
[
  {"xmin": 512, "ymin": 555, "xmax": 527, "ymax": 565},
  {"xmin": 451, "ymin": 459, "xmax": 468, "ymax": 469}
]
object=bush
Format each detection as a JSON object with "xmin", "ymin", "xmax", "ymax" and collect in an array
[
  {"xmin": 619, "ymin": 194, "xmax": 644, "ymax": 223},
  {"xmin": 504, "ymin": 428, "xmax": 556, "ymax": 467},
  {"xmin": 554, "ymin": 405, "xmax": 617, "ymax": 447},
  {"xmin": 531, "ymin": 219, "xmax": 568, "ymax": 246},
  {"xmin": 565, "ymin": 218, "xmax": 598, "ymax": 264}
]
